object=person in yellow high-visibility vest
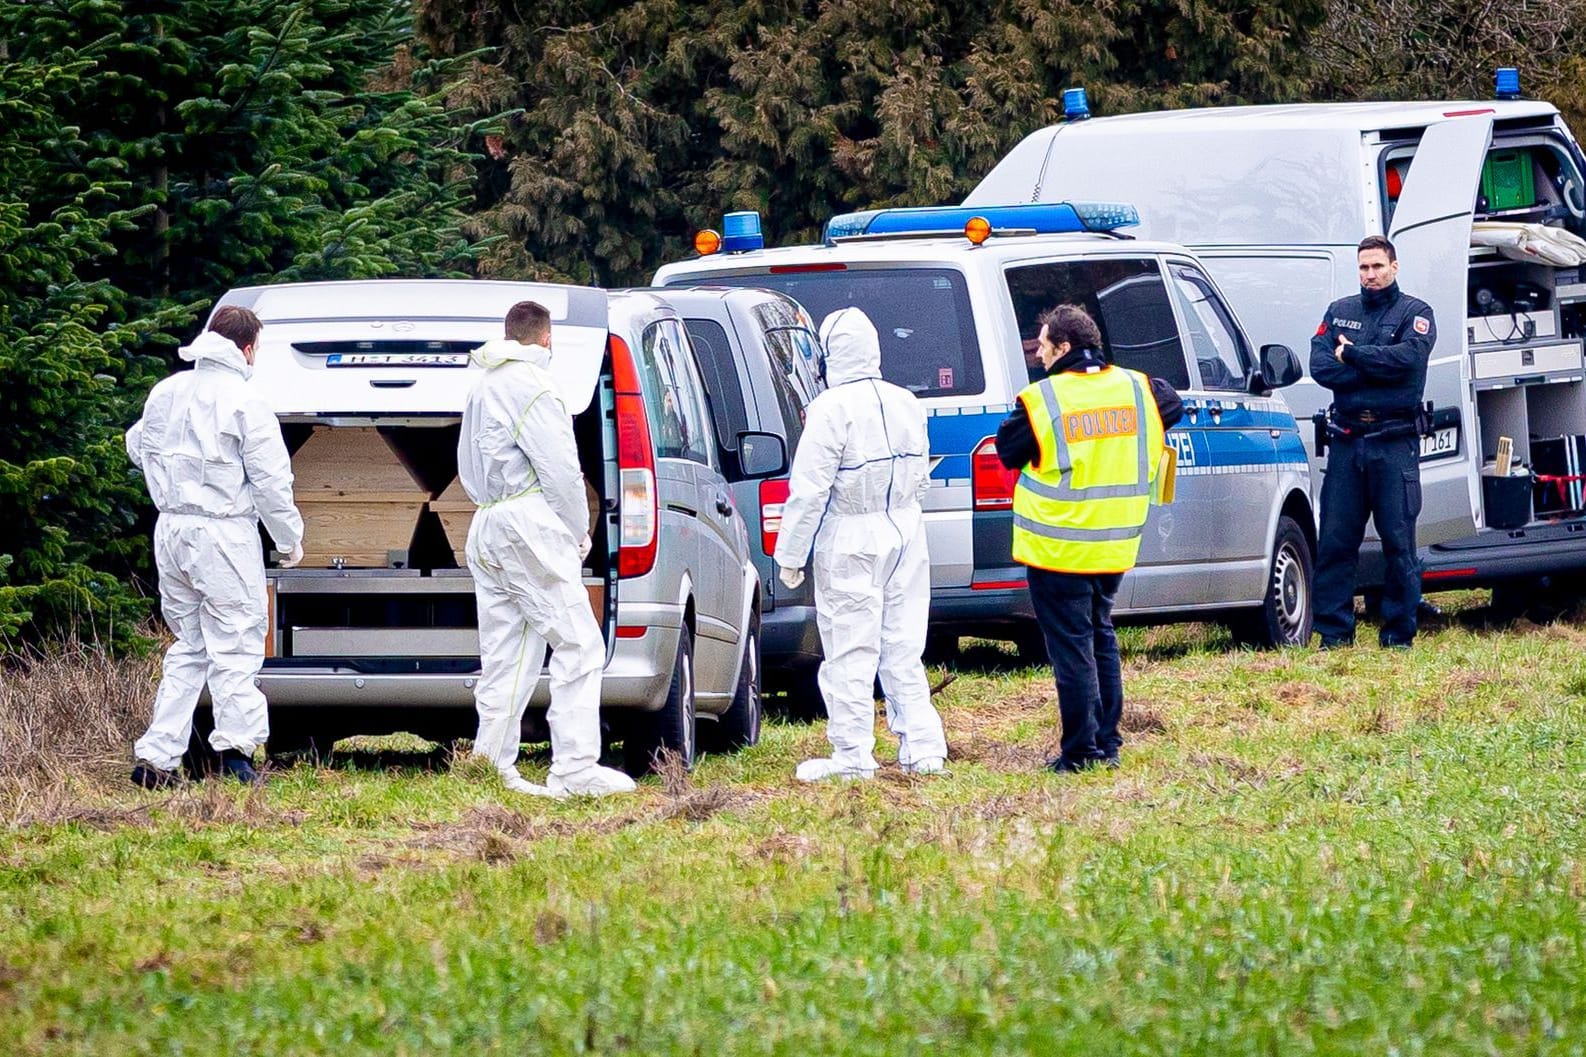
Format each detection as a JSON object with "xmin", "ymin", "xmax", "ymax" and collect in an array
[{"xmin": 996, "ymin": 305, "xmax": 1182, "ymax": 773}]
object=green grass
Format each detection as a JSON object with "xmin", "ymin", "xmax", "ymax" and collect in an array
[{"xmin": 6, "ymin": 596, "xmax": 1586, "ymax": 1054}]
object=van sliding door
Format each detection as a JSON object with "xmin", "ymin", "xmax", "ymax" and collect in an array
[{"xmin": 1386, "ymin": 114, "xmax": 1492, "ymax": 547}]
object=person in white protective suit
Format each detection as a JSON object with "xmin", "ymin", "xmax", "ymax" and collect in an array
[
  {"xmin": 772, "ymin": 307, "xmax": 949, "ymax": 781},
  {"xmin": 126, "ymin": 306, "xmax": 304, "ymax": 789},
  {"xmin": 459, "ymin": 300, "xmax": 636, "ymax": 798}
]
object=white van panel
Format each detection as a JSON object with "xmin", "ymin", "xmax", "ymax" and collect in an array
[
  {"xmin": 251, "ymin": 280, "xmax": 571, "ymax": 322},
  {"xmin": 1387, "ymin": 115, "xmax": 1493, "ymax": 545},
  {"xmin": 966, "ymin": 124, "xmax": 1368, "ymax": 246},
  {"xmin": 250, "ymin": 325, "xmax": 609, "ymax": 416}
]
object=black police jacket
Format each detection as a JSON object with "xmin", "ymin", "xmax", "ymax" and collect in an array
[
  {"xmin": 1309, "ymin": 282, "xmax": 1436, "ymax": 419},
  {"xmin": 995, "ymin": 348, "xmax": 1185, "ymax": 471}
]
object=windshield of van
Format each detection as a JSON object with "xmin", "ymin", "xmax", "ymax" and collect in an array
[{"xmin": 699, "ymin": 268, "xmax": 984, "ymax": 396}]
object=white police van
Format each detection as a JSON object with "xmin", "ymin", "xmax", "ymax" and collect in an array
[
  {"xmin": 655, "ymin": 203, "xmax": 1317, "ymax": 649},
  {"xmin": 968, "ymin": 77, "xmax": 1586, "ymax": 601}
]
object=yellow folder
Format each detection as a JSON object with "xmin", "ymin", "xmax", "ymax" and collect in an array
[{"xmin": 1152, "ymin": 446, "xmax": 1177, "ymax": 506}]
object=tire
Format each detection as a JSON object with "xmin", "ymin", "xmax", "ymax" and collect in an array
[
  {"xmin": 708, "ymin": 614, "xmax": 762, "ymax": 752},
  {"xmin": 1231, "ymin": 514, "xmax": 1314, "ymax": 649},
  {"xmin": 624, "ymin": 624, "xmax": 698, "ymax": 776}
]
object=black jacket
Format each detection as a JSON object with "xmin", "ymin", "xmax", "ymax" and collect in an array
[
  {"xmin": 996, "ymin": 348, "xmax": 1185, "ymax": 471},
  {"xmin": 1309, "ymin": 282, "xmax": 1436, "ymax": 420}
]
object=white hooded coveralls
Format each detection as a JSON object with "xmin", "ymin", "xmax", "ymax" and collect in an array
[
  {"xmin": 773, "ymin": 309, "xmax": 948, "ymax": 773},
  {"xmin": 126, "ymin": 331, "xmax": 303, "ymax": 770},
  {"xmin": 459, "ymin": 339, "xmax": 606, "ymax": 784}
]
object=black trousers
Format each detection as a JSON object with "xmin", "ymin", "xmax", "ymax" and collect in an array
[
  {"xmin": 1027, "ymin": 567, "xmax": 1125, "ymax": 765},
  {"xmin": 1314, "ymin": 432, "xmax": 1423, "ymax": 646}
]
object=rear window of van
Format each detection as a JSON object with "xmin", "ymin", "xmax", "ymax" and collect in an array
[{"xmin": 703, "ymin": 268, "xmax": 984, "ymax": 397}]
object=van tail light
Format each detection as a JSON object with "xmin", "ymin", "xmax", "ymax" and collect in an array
[
  {"xmin": 759, "ymin": 478, "xmax": 791, "ymax": 555},
  {"xmin": 971, "ymin": 436, "xmax": 1019, "ymax": 511},
  {"xmin": 610, "ymin": 335, "xmax": 658, "ymax": 578}
]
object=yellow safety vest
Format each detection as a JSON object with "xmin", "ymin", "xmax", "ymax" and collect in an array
[{"xmin": 1012, "ymin": 366, "xmax": 1165, "ymax": 574}]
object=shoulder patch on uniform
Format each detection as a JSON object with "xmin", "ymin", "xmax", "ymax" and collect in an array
[
  {"xmin": 1413, "ymin": 315, "xmax": 1430, "ymax": 335},
  {"xmin": 1316, "ymin": 322, "xmax": 1327, "ymax": 336}
]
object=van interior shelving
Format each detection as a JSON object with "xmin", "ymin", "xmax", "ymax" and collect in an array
[{"xmin": 1465, "ymin": 141, "xmax": 1586, "ymax": 530}]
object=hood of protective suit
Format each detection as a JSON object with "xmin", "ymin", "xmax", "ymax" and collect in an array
[
  {"xmin": 472, "ymin": 337, "xmax": 551, "ymax": 370},
  {"xmin": 179, "ymin": 330, "xmax": 252, "ymax": 378},
  {"xmin": 819, "ymin": 308, "xmax": 883, "ymax": 387},
  {"xmin": 471, "ymin": 337, "xmax": 600, "ymax": 414}
]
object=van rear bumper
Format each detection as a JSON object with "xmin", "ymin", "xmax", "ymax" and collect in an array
[
  {"xmin": 1419, "ymin": 525, "xmax": 1586, "ymax": 587},
  {"xmin": 261, "ymin": 621, "xmax": 681, "ymax": 711},
  {"xmin": 762, "ymin": 604, "xmax": 822, "ymax": 669},
  {"xmin": 928, "ymin": 583, "xmax": 1036, "ymax": 630}
]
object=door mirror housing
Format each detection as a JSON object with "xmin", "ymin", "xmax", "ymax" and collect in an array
[
  {"xmin": 1250, "ymin": 344, "xmax": 1302, "ymax": 392},
  {"xmin": 736, "ymin": 431, "xmax": 789, "ymax": 479}
]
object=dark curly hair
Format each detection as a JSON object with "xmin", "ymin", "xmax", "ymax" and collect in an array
[{"xmin": 1039, "ymin": 303, "xmax": 1102, "ymax": 351}]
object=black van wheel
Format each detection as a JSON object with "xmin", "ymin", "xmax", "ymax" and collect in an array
[
  {"xmin": 624, "ymin": 624, "xmax": 698, "ymax": 776},
  {"xmin": 1231, "ymin": 515, "xmax": 1314, "ymax": 649},
  {"xmin": 709, "ymin": 614, "xmax": 762, "ymax": 752}
]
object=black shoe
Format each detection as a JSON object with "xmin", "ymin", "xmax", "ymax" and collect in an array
[
  {"xmin": 1319, "ymin": 637, "xmax": 1353, "ymax": 651},
  {"xmin": 130, "ymin": 762, "xmax": 183, "ymax": 790},
  {"xmin": 219, "ymin": 749, "xmax": 261, "ymax": 785},
  {"xmin": 1046, "ymin": 756, "xmax": 1097, "ymax": 775}
]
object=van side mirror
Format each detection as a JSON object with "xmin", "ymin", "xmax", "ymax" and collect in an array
[
  {"xmin": 1250, "ymin": 344, "xmax": 1302, "ymax": 392},
  {"xmin": 736, "ymin": 431, "xmax": 789, "ymax": 479}
]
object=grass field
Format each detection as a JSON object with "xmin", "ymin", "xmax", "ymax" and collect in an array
[{"xmin": 4, "ymin": 594, "xmax": 1586, "ymax": 1054}]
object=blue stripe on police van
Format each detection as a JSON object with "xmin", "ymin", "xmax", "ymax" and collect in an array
[{"xmin": 923, "ymin": 401, "xmax": 1307, "ymax": 484}]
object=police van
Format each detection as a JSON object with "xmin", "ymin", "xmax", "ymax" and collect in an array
[
  {"xmin": 654, "ymin": 204, "xmax": 1317, "ymax": 649},
  {"xmin": 967, "ymin": 77, "xmax": 1586, "ymax": 599}
]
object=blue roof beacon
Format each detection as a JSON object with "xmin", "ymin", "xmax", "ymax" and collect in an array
[
  {"xmin": 1063, "ymin": 86, "xmax": 1091, "ymax": 121},
  {"xmin": 1495, "ymin": 67, "xmax": 1522, "ymax": 100}
]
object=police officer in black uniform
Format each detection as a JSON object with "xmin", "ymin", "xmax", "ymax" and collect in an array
[{"xmin": 1311, "ymin": 235, "xmax": 1437, "ymax": 649}]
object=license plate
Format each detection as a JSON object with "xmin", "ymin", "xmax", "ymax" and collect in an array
[
  {"xmin": 1420, "ymin": 426, "xmax": 1457, "ymax": 458},
  {"xmin": 325, "ymin": 353, "xmax": 470, "ymax": 367}
]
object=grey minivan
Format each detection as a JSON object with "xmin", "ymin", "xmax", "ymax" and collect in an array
[
  {"xmin": 650, "ymin": 287, "xmax": 826, "ymax": 701},
  {"xmin": 209, "ymin": 279, "xmax": 785, "ymax": 774}
]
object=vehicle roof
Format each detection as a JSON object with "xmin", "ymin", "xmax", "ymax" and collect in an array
[
  {"xmin": 1065, "ymin": 99, "xmax": 1559, "ymax": 135},
  {"xmin": 654, "ymin": 231, "xmax": 1198, "ymax": 279}
]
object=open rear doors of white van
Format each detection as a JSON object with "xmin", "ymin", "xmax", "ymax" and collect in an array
[{"xmin": 1388, "ymin": 113, "xmax": 1494, "ymax": 547}]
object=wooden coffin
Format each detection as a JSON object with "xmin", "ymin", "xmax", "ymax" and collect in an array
[{"xmin": 291, "ymin": 427, "xmax": 429, "ymax": 568}]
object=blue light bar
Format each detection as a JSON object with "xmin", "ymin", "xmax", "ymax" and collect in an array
[
  {"xmin": 822, "ymin": 201, "xmax": 1139, "ymax": 243},
  {"xmin": 721, "ymin": 210, "xmax": 765, "ymax": 252},
  {"xmin": 1495, "ymin": 66, "xmax": 1522, "ymax": 100},
  {"xmin": 1063, "ymin": 87, "xmax": 1091, "ymax": 121}
]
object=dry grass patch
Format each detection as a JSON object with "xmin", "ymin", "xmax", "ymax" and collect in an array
[{"xmin": 0, "ymin": 646, "xmax": 156, "ymax": 825}]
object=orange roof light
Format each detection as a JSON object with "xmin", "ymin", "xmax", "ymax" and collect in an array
[
  {"xmin": 965, "ymin": 216, "xmax": 992, "ymax": 245},
  {"xmin": 694, "ymin": 229, "xmax": 723, "ymax": 255}
]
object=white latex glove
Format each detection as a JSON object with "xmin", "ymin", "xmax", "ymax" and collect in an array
[
  {"xmin": 778, "ymin": 565, "xmax": 805, "ymax": 590},
  {"xmin": 279, "ymin": 542, "xmax": 304, "ymax": 569},
  {"xmin": 578, "ymin": 535, "xmax": 592, "ymax": 562}
]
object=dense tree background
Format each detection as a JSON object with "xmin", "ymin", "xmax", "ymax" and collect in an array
[
  {"xmin": 414, "ymin": 0, "xmax": 1329, "ymax": 285},
  {"xmin": 0, "ymin": 0, "xmax": 479, "ymax": 650},
  {"xmin": 7, "ymin": 0, "xmax": 1586, "ymax": 650}
]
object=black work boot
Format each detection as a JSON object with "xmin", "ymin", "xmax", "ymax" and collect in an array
[
  {"xmin": 130, "ymin": 761, "xmax": 183, "ymax": 790},
  {"xmin": 219, "ymin": 748, "xmax": 261, "ymax": 785}
]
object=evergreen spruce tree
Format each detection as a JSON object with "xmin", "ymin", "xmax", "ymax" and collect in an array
[
  {"xmin": 0, "ymin": 1, "xmax": 482, "ymax": 651},
  {"xmin": 416, "ymin": 0, "xmax": 1328, "ymax": 285}
]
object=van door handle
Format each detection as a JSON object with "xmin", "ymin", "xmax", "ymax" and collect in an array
[
  {"xmin": 1206, "ymin": 400, "xmax": 1223, "ymax": 424},
  {"xmin": 369, "ymin": 379, "xmax": 416, "ymax": 389},
  {"xmin": 715, "ymin": 494, "xmax": 734, "ymax": 517}
]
